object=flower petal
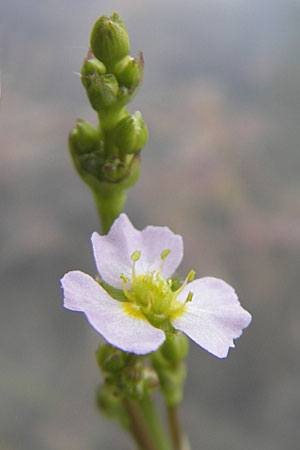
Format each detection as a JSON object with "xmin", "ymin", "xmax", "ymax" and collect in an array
[
  {"xmin": 61, "ymin": 270, "xmax": 165, "ymax": 354},
  {"xmin": 61, "ymin": 270, "xmax": 105, "ymax": 311},
  {"xmin": 91, "ymin": 213, "xmax": 183, "ymax": 289},
  {"xmin": 172, "ymin": 277, "xmax": 252, "ymax": 358},
  {"xmin": 139, "ymin": 224, "xmax": 183, "ymax": 278}
]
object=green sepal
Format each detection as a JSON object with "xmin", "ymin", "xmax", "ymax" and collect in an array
[
  {"xmin": 99, "ymin": 281, "xmax": 128, "ymax": 302},
  {"xmin": 81, "ymin": 55, "xmax": 106, "ymax": 89}
]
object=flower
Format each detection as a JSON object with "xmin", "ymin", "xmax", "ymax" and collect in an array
[{"xmin": 61, "ymin": 214, "xmax": 251, "ymax": 358}]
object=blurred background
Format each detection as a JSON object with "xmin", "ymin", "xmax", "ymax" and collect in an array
[{"xmin": 1, "ymin": 0, "xmax": 300, "ymax": 449}]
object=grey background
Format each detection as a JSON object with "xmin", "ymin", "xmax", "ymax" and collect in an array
[{"xmin": 1, "ymin": 0, "xmax": 300, "ymax": 449}]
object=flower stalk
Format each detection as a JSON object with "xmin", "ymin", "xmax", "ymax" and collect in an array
[
  {"xmin": 139, "ymin": 395, "xmax": 173, "ymax": 450},
  {"xmin": 123, "ymin": 397, "xmax": 157, "ymax": 450}
]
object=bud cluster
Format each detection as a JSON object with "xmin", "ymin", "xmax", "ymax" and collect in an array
[
  {"xmin": 96, "ymin": 343, "xmax": 159, "ymax": 402},
  {"xmin": 70, "ymin": 13, "xmax": 148, "ymax": 190}
]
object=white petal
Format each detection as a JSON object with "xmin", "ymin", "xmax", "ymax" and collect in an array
[
  {"xmin": 61, "ymin": 270, "xmax": 106, "ymax": 311},
  {"xmin": 61, "ymin": 270, "xmax": 165, "ymax": 354},
  {"xmin": 91, "ymin": 213, "xmax": 183, "ymax": 289},
  {"xmin": 138, "ymin": 225, "xmax": 183, "ymax": 278},
  {"xmin": 172, "ymin": 277, "xmax": 252, "ymax": 358}
]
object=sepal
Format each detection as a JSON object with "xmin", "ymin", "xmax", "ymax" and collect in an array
[{"xmin": 81, "ymin": 55, "xmax": 106, "ymax": 89}]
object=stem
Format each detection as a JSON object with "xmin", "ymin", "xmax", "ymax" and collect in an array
[
  {"xmin": 167, "ymin": 405, "xmax": 183, "ymax": 450},
  {"xmin": 98, "ymin": 108, "xmax": 127, "ymax": 158},
  {"xmin": 124, "ymin": 398, "xmax": 157, "ymax": 450},
  {"xmin": 139, "ymin": 396, "xmax": 173, "ymax": 450},
  {"xmin": 93, "ymin": 185, "xmax": 126, "ymax": 233}
]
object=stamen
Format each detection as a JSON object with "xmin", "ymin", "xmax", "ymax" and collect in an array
[
  {"xmin": 130, "ymin": 250, "xmax": 141, "ymax": 282},
  {"xmin": 187, "ymin": 269, "xmax": 195, "ymax": 282},
  {"xmin": 172, "ymin": 269, "xmax": 196, "ymax": 300},
  {"xmin": 161, "ymin": 249, "xmax": 171, "ymax": 260},
  {"xmin": 159, "ymin": 248, "xmax": 171, "ymax": 273},
  {"xmin": 131, "ymin": 250, "xmax": 141, "ymax": 262},
  {"xmin": 171, "ymin": 291, "xmax": 194, "ymax": 317}
]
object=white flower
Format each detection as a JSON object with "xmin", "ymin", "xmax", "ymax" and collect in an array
[{"xmin": 61, "ymin": 214, "xmax": 251, "ymax": 357}]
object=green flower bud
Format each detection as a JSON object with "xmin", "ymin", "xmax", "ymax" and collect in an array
[
  {"xmin": 103, "ymin": 158, "xmax": 128, "ymax": 182},
  {"xmin": 114, "ymin": 111, "xmax": 148, "ymax": 154},
  {"xmin": 81, "ymin": 56, "xmax": 106, "ymax": 89},
  {"xmin": 90, "ymin": 13, "xmax": 130, "ymax": 67},
  {"xmin": 114, "ymin": 55, "xmax": 141, "ymax": 89},
  {"xmin": 69, "ymin": 119, "xmax": 101, "ymax": 154},
  {"xmin": 77, "ymin": 151, "xmax": 105, "ymax": 178},
  {"xmin": 84, "ymin": 73, "xmax": 119, "ymax": 112},
  {"xmin": 96, "ymin": 383, "xmax": 130, "ymax": 428},
  {"xmin": 121, "ymin": 363, "xmax": 159, "ymax": 400},
  {"xmin": 142, "ymin": 366, "xmax": 160, "ymax": 396},
  {"xmin": 96, "ymin": 343, "xmax": 131, "ymax": 374},
  {"xmin": 160, "ymin": 334, "xmax": 189, "ymax": 365}
]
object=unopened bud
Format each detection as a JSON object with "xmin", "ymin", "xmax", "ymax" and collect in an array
[
  {"xmin": 114, "ymin": 55, "xmax": 141, "ymax": 89},
  {"xmin": 160, "ymin": 334, "xmax": 189, "ymax": 365},
  {"xmin": 103, "ymin": 158, "xmax": 128, "ymax": 182},
  {"xmin": 114, "ymin": 111, "xmax": 148, "ymax": 154},
  {"xmin": 81, "ymin": 57, "xmax": 106, "ymax": 89},
  {"xmin": 90, "ymin": 13, "xmax": 130, "ymax": 67},
  {"xmin": 96, "ymin": 383, "xmax": 130, "ymax": 429},
  {"xmin": 70, "ymin": 119, "xmax": 100, "ymax": 154},
  {"xmin": 121, "ymin": 363, "xmax": 159, "ymax": 400},
  {"xmin": 85, "ymin": 73, "xmax": 119, "ymax": 112},
  {"xmin": 96, "ymin": 343, "xmax": 130, "ymax": 374}
]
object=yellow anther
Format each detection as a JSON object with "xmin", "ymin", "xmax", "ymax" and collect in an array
[
  {"xmin": 186, "ymin": 291, "xmax": 193, "ymax": 303},
  {"xmin": 131, "ymin": 250, "xmax": 141, "ymax": 262},
  {"xmin": 160, "ymin": 249, "xmax": 171, "ymax": 261},
  {"xmin": 159, "ymin": 249, "xmax": 171, "ymax": 273},
  {"xmin": 120, "ymin": 273, "xmax": 129, "ymax": 283},
  {"xmin": 187, "ymin": 270, "xmax": 195, "ymax": 283},
  {"xmin": 130, "ymin": 250, "xmax": 141, "ymax": 282}
]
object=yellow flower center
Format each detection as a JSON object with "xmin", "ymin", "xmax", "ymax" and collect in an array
[{"xmin": 121, "ymin": 249, "xmax": 194, "ymax": 325}]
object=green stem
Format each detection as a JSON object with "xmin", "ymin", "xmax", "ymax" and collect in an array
[
  {"xmin": 93, "ymin": 185, "xmax": 126, "ymax": 233},
  {"xmin": 124, "ymin": 398, "xmax": 157, "ymax": 450},
  {"xmin": 98, "ymin": 107, "xmax": 128, "ymax": 158},
  {"xmin": 139, "ymin": 396, "xmax": 173, "ymax": 450},
  {"xmin": 167, "ymin": 405, "xmax": 183, "ymax": 450}
]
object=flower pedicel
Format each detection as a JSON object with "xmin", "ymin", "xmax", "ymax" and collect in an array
[{"xmin": 61, "ymin": 214, "xmax": 251, "ymax": 358}]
